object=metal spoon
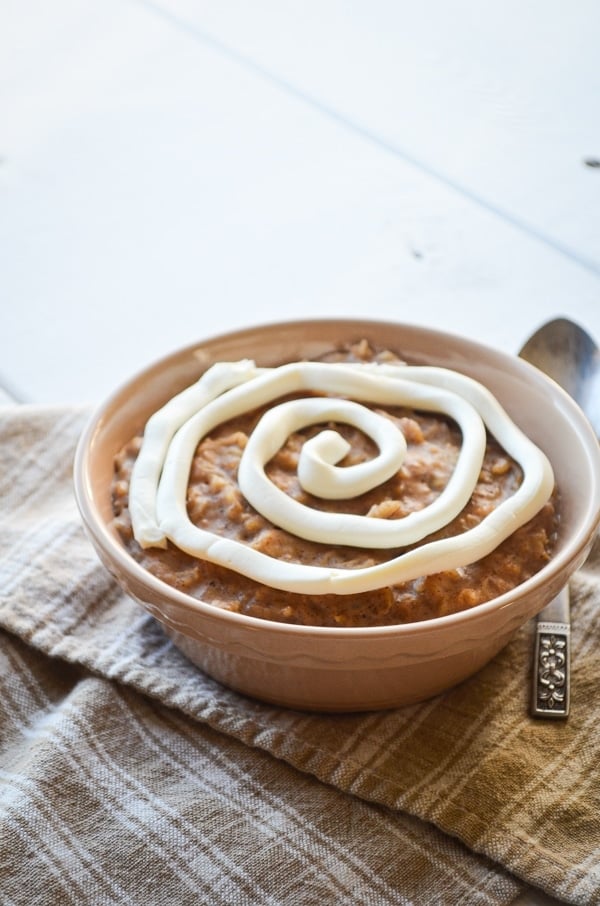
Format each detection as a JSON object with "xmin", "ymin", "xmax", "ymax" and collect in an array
[
  {"xmin": 520, "ymin": 317, "xmax": 600, "ymax": 437},
  {"xmin": 519, "ymin": 317, "xmax": 600, "ymax": 718}
]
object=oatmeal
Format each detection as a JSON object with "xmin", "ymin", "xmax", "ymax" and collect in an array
[{"xmin": 110, "ymin": 343, "xmax": 558, "ymax": 627}]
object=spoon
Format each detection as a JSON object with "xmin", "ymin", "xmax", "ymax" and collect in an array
[
  {"xmin": 520, "ymin": 316, "xmax": 600, "ymax": 436},
  {"xmin": 519, "ymin": 317, "xmax": 600, "ymax": 719}
]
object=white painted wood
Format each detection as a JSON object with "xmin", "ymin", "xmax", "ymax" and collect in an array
[
  {"xmin": 157, "ymin": 0, "xmax": 600, "ymax": 272},
  {"xmin": 1, "ymin": 0, "xmax": 599, "ymax": 403}
]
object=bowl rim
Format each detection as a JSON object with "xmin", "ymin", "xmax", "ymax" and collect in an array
[{"xmin": 73, "ymin": 316, "xmax": 600, "ymax": 639}]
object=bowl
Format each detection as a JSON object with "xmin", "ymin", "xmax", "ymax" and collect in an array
[{"xmin": 73, "ymin": 319, "xmax": 600, "ymax": 711}]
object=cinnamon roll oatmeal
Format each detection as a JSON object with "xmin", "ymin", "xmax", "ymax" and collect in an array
[{"xmin": 110, "ymin": 341, "xmax": 559, "ymax": 627}]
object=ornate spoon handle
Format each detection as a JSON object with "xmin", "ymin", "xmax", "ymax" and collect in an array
[{"xmin": 531, "ymin": 586, "xmax": 570, "ymax": 719}]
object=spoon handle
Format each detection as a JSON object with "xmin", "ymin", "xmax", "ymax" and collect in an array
[{"xmin": 531, "ymin": 585, "xmax": 570, "ymax": 719}]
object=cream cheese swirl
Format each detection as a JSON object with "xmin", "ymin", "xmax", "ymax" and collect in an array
[{"xmin": 129, "ymin": 359, "xmax": 554, "ymax": 596}]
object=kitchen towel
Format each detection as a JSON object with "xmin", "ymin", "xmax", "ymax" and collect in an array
[{"xmin": 1, "ymin": 406, "xmax": 598, "ymax": 905}]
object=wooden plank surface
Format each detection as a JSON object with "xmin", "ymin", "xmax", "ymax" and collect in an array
[
  {"xmin": 1, "ymin": 0, "xmax": 599, "ymax": 403},
  {"xmin": 156, "ymin": 0, "xmax": 600, "ymax": 272}
]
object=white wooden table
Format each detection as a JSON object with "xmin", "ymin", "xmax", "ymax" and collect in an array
[
  {"xmin": 1, "ymin": 2, "xmax": 598, "ymax": 901},
  {"xmin": 2, "ymin": 0, "xmax": 599, "ymax": 405}
]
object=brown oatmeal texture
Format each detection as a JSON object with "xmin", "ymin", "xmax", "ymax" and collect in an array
[{"xmin": 110, "ymin": 343, "xmax": 559, "ymax": 627}]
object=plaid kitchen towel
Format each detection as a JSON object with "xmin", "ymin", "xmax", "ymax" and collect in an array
[{"xmin": 1, "ymin": 405, "xmax": 599, "ymax": 905}]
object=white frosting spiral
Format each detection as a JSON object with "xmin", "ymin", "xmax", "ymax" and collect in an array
[{"xmin": 129, "ymin": 358, "xmax": 554, "ymax": 596}]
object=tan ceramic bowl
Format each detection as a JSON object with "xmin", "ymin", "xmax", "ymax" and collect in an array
[{"xmin": 74, "ymin": 319, "xmax": 600, "ymax": 711}]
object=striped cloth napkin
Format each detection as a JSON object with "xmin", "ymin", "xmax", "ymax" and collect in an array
[{"xmin": 1, "ymin": 405, "xmax": 599, "ymax": 905}]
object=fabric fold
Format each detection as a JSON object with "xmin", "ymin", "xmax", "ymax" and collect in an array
[{"xmin": 0, "ymin": 630, "xmax": 522, "ymax": 906}]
